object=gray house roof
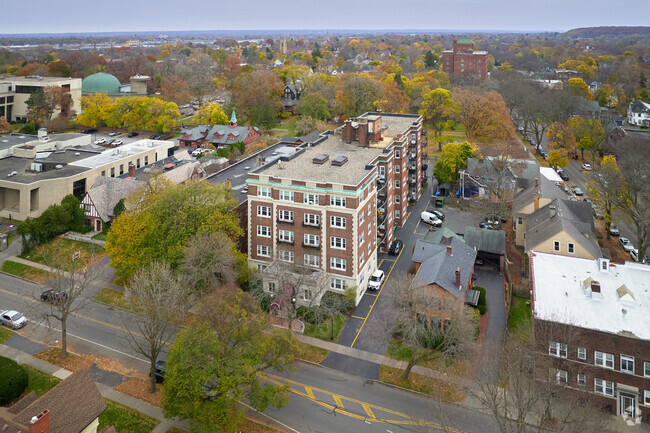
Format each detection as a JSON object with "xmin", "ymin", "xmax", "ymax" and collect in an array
[
  {"xmin": 525, "ymin": 198, "xmax": 601, "ymax": 259},
  {"xmin": 464, "ymin": 226, "xmax": 506, "ymax": 255},
  {"xmin": 86, "ymin": 176, "xmax": 144, "ymax": 222},
  {"xmin": 412, "ymin": 237, "xmax": 477, "ymax": 299},
  {"xmin": 423, "ymin": 227, "xmax": 464, "ymax": 244},
  {"xmin": 513, "ymin": 175, "xmax": 568, "ymax": 214}
]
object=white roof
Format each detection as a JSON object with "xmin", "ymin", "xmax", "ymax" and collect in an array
[
  {"xmin": 540, "ymin": 167, "xmax": 562, "ymax": 182},
  {"xmin": 69, "ymin": 139, "xmax": 173, "ymax": 169},
  {"xmin": 531, "ymin": 251, "xmax": 650, "ymax": 340}
]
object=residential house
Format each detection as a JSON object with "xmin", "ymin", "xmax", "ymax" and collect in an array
[
  {"xmin": 525, "ymin": 198, "xmax": 601, "ymax": 260},
  {"xmin": 461, "ymin": 157, "xmax": 538, "ymax": 200},
  {"xmin": 464, "ymin": 226, "xmax": 506, "ymax": 271},
  {"xmin": 0, "ymin": 368, "xmax": 108, "ymax": 433},
  {"xmin": 178, "ymin": 111, "xmax": 259, "ymax": 150},
  {"xmin": 281, "ymin": 81, "xmax": 302, "ymax": 113},
  {"xmin": 410, "ymin": 237, "xmax": 478, "ymax": 326},
  {"xmin": 627, "ymin": 100, "xmax": 650, "ymax": 127},
  {"xmin": 530, "ymin": 252, "xmax": 650, "ymax": 423}
]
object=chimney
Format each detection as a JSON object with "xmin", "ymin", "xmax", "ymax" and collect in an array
[
  {"xmin": 591, "ymin": 281, "xmax": 602, "ymax": 300},
  {"xmin": 128, "ymin": 163, "xmax": 136, "ymax": 178},
  {"xmin": 446, "ymin": 244, "xmax": 452, "ymax": 256},
  {"xmin": 455, "ymin": 267, "xmax": 461, "ymax": 288},
  {"xmin": 29, "ymin": 410, "xmax": 49, "ymax": 433},
  {"xmin": 534, "ymin": 192, "xmax": 539, "ymax": 211},
  {"xmin": 358, "ymin": 122, "xmax": 368, "ymax": 147},
  {"xmin": 549, "ymin": 205, "xmax": 557, "ymax": 218},
  {"xmin": 342, "ymin": 120, "xmax": 353, "ymax": 143}
]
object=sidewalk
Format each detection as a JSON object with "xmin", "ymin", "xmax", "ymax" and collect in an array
[{"xmin": 0, "ymin": 343, "xmax": 188, "ymax": 433}]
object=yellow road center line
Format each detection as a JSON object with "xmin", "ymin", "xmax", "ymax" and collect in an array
[{"xmin": 305, "ymin": 387, "xmax": 315, "ymax": 400}]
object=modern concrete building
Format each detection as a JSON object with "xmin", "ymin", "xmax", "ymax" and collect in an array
[
  {"xmin": 0, "ymin": 138, "xmax": 174, "ymax": 220},
  {"xmin": 246, "ymin": 111, "xmax": 424, "ymax": 305},
  {"xmin": 0, "ymin": 75, "xmax": 82, "ymax": 122}
]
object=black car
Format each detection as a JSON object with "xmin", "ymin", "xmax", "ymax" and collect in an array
[
  {"xmin": 82, "ymin": 128, "xmax": 98, "ymax": 134},
  {"xmin": 149, "ymin": 360, "xmax": 166, "ymax": 383},
  {"xmin": 557, "ymin": 170, "xmax": 569, "ymax": 181},
  {"xmin": 388, "ymin": 240, "xmax": 403, "ymax": 255},
  {"xmin": 427, "ymin": 209, "xmax": 444, "ymax": 221},
  {"xmin": 127, "ymin": 132, "xmax": 139, "ymax": 138},
  {"xmin": 40, "ymin": 289, "xmax": 67, "ymax": 303}
]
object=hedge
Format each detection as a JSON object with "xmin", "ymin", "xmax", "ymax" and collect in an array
[
  {"xmin": 0, "ymin": 356, "xmax": 28, "ymax": 405},
  {"xmin": 475, "ymin": 286, "xmax": 487, "ymax": 315}
]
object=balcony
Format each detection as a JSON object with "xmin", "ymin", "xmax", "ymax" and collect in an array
[
  {"xmin": 377, "ymin": 210, "xmax": 387, "ymax": 227},
  {"xmin": 377, "ymin": 179, "xmax": 387, "ymax": 196},
  {"xmin": 408, "ymin": 176, "xmax": 416, "ymax": 185},
  {"xmin": 408, "ymin": 164, "xmax": 416, "ymax": 173}
]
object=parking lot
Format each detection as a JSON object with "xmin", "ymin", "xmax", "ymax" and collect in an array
[{"xmin": 84, "ymin": 131, "xmax": 174, "ymax": 149}]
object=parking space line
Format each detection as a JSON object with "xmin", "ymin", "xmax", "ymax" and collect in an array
[
  {"xmin": 333, "ymin": 394, "xmax": 344, "ymax": 409},
  {"xmin": 362, "ymin": 403, "xmax": 375, "ymax": 418},
  {"xmin": 377, "ymin": 259, "xmax": 384, "ymax": 268},
  {"xmin": 364, "ymin": 293, "xmax": 377, "ymax": 297}
]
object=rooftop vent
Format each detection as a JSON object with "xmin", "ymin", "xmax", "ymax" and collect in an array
[
  {"xmin": 313, "ymin": 154, "xmax": 329, "ymax": 165},
  {"xmin": 331, "ymin": 155, "xmax": 348, "ymax": 167},
  {"xmin": 591, "ymin": 281, "xmax": 600, "ymax": 293},
  {"xmin": 74, "ymin": 152, "xmax": 80, "ymax": 156}
]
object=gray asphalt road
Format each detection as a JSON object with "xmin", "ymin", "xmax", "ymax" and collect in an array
[{"xmin": 263, "ymin": 361, "xmax": 501, "ymax": 433}]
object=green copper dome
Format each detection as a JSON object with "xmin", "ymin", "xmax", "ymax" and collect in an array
[{"xmin": 82, "ymin": 72, "xmax": 121, "ymax": 94}]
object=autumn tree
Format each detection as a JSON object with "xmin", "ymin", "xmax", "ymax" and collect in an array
[
  {"xmin": 106, "ymin": 180, "xmax": 242, "ymax": 282},
  {"xmin": 179, "ymin": 57, "xmax": 215, "ymax": 107},
  {"xmin": 334, "ymin": 74, "xmax": 383, "ymax": 117},
  {"xmin": 423, "ymin": 51, "xmax": 440, "ymax": 69},
  {"xmin": 432, "ymin": 141, "xmax": 477, "ymax": 183},
  {"xmin": 419, "ymin": 88, "xmax": 459, "ymax": 151},
  {"xmin": 294, "ymin": 116, "xmax": 327, "ymax": 136},
  {"xmin": 566, "ymin": 78, "xmax": 592, "ymax": 100},
  {"xmin": 193, "ymin": 102, "xmax": 228, "ymax": 126},
  {"xmin": 232, "ymin": 70, "xmax": 283, "ymax": 129},
  {"xmin": 181, "ymin": 232, "xmax": 239, "ymax": 296},
  {"xmin": 25, "ymin": 86, "xmax": 72, "ymax": 128},
  {"xmin": 160, "ymin": 75, "xmax": 192, "ymax": 105},
  {"xmin": 546, "ymin": 122, "xmax": 577, "ymax": 155},
  {"xmin": 295, "ymin": 93, "xmax": 330, "ymax": 120},
  {"xmin": 162, "ymin": 287, "xmax": 296, "ymax": 433},
  {"xmin": 0, "ymin": 116, "xmax": 9, "ymax": 133},
  {"xmin": 566, "ymin": 116, "xmax": 605, "ymax": 163},
  {"xmin": 546, "ymin": 149, "xmax": 569, "ymax": 170},
  {"xmin": 123, "ymin": 261, "xmax": 191, "ymax": 393},
  {"xmin": 77, "ymin": 93, "xmax": 114, "ymax": 128},
  {"xmin": 453, "ymin": 88, "xmax": 515, "ymax": 141},
  {"xmin": 588, "ymin": 155, "xmax": 625, "ymax": 238}
]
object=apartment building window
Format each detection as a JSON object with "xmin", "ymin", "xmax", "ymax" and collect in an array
[
  {"xmin": 304, "ymin": 213, "xmax": 320, "ymax": 226},
  {"xmin": 144, "ymin": 156, "xmax": 149, "ymax": 165},
  {"xmin": 395, "ymin": 210, "xmax": 401, "ymax": 219},
  {"xmin": 268, "ymin": 282, "xmax": 276, "ymax": 292},
  {"xmin": 395, "ymin": 180, "xmax": 400, "ymax": 188},
  {"xmin": 304, "ymin": 193, "xmax": 319, "ymax": 205},
  {"xmin": 330, "ymin": 216, "xmax": 346, "ymax": 228},
  {"xmin": 577, "ymin": 374, "xmax": 586, "ymax": 387},
  {"xmin": 257, "ymin": 205, "xmax": 271, "ymax": 217},
  {"xmin": 395, "ymin": 165, "xmax": 400, "ymax": 174},
  {"xmin": 548, "ymin": 342, "xmax": 567, "ymax": 358},
  {"xmin": 359, "ymin": 231, "xmax": 365, "ymax": 245},
  {"xmin": 359, "ymin": 252, "xmax": 364, "ymax": 267},
  {"xmin": 278, "ymin": 250, "xmax": 294, "ymax": 263},
  {"xmin": 330, "ymin": 278, "xmax": 346, "ymax": 290},
  {"xmin": 330, "ymin": 236, "xmax": 346, "ymax": 249},
  {"xmin": 280, "ymin": 190, "xmax": 294, "ymax": 202},
  {"xmin": 518, "ymin": 217, "xmax": 523, "ymax": 225},
  {"xmin": 554, "ymin": 369, "xmax": 568, "ymax": 385},
  {"xmin": 279, "ymin": 210, "xmax": 294, "ymax": 222},
  {"xmin": 594, "ymin": 378, "xmax": 614, "ymax": 396},
  {"xmin": 299, "ymin": 289, "xmax": 312, "ymax": 301},
  {"xmin": 304, "ymin": 234, "xmax": 320, "ymax": 247},
  {"xmin": 577, "ymin": 347, "xmax": 587, "ymax": 361},
  {"xmin": 621, "ymin": 355, "xmax": 635, "ymax": 374},
  {"xmin": 137, "ymin": 158, "xmax": 141, "ymax": 168},
  {"xmin": 568, "ymin": 243, "xmax": 575, "ymax": 254},
  {"xmin": 257, "ymin": 225, "xmax": 271, "ymax": 238},
  {"xmin": 257, "ymin": 264, "xmax": 267, "ymax": 271},
  {"xmin": 330, "ymin": 196, "xmax": 346, "ymax": 207},
  {"xmin": 379, "ymin": 166, "xmax": 385, "ymax": 178},
  {"xmin": 395, "ymin": 150, "xmax": 401, "ymax": 158},
  {"xmin": 330, "ymin": 257, "xmax": 346, "ymax": 271},
  {"xmin": 553, "ymin": 241, "xmax": 560, "ymax": 252},
  {"xmin": 257, "ymin": 245, "xmax": 271, "ymax": 257},
  {"xmin": 359, "ymin": 212, "xmax": 364, "ymax": 224},
  {"xmin": 258, "ymin": 186, "xmax": 271, "ymax": 197},
  {"xmin": 595, "ymin": 351, "xmax": 614, "ymax": 369},
  {"xmin": 304, "ymin": 254, "xmax": 320, "ymax": 267},
  {"xmin": 119, "ymin": 164, "xmax": 124, "ymax": 175},
  {"xmin": 645, "ymin": 391, "xmax": 650, "ymax": 406},
  {"xmin": 110, "ymin": 167, "xmax": 115, "ymax": 177},
  {"xmin": 645, "ymin": 362, "xmax": 650, "ymax": 377},
  {"xmin": 395, "ymin": 194, "xmax": 400, "ymax": 204},
  {"xmin": 279, "ymin": 230, "xmax": 294, "ymax": 243}
]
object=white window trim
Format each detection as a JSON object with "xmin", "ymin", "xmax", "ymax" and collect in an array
[
  {"xmin": 621, "ymin": 354, "xmax": 635, "ymax": 374},
  {"xmin": 304, "ymin": 254, "xmax": 320, "ymax": 267},
  {"xmin": 304, "ymin": 193, "xmax": 319, "ymax": 205},
  {"xmin": 330, "ymin": 278, "xmax": 346, "ymax": 290},
  {"xmin": 279, "ymin": 230, "xmax": 294, "ymax": 243},
  {"xmin": 549, "ymin": 341, "xmax": 567, "ymax": 358},
  {"xmin": 595, "ymin": 351, "xmax": 614, "ymax": 369},
  {"xmin": 257, "ymin": 205, "xmax": 271, "ymax": 218},
  {"xmin": 257, "ymin": 225, "xmax": 271, "ymax": 238},
  {"xmin": 330, "ymin": 236, "xmax": 346, "ymax": 250},
  {"xmin": 257, "ymin": 245, "xmax": 271, "ymax": 257},
  {"xmin": 304, "ymin": 234, "xmax": 320, "ymax": 247},
  {"xmin": 258, "ymin": 186, "xmax": 271, "ymax": 197},
  {"xmin": 594, "ymin": 378, "xmax": 614, "ymax": 396},
  {"xmin": 330, "ymin": 196, "xmax": 346, "ymax": 207},
  {"xmin": 644, "ymin": 390, "xmax": 650, "ymax": 406},
  {"xmin": 577, "ymin": 347, "xmax": 586, "ymax": 361},
  {"xmin": 278, "ymin": 209, "xmax": 294, "ymax": 222},
  {"xmin": 304, "ymin": 213, "xmax": 320, "ymax": 226},
  {"xmin": 577, "ymin": 373, "xmax": 586, "ymax": 387},
  {"xmin": 330, "ymin": 216, "xmax": 346, "ymax": 228},
  {"xmin": 279, "ymin": 190, "xmax": 294, "ymax": 202},
  {"xmin": 644, "ymin": 361, "xmax": 650, "ymax": 378},
  {"xmin": 330, "ymin": 257, "xmax": 346, "ymax": 271},
  {"xmin": 567, "ymin": 242, "xmax": 575, "ymax": 254},
  {"xmin": 279, "ymin": 250, "xmax": 294, "ymax": 263}
]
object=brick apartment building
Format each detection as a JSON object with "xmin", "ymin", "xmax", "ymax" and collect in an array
[
  {"xmin": 531, "ymin": 251, "xmax": 650, "ymax": 423},
  {"xmin": 246, "ymin": 111, "xmax": 424, "ymax": 305},
  {"xmin": 441, "ymin": 38, "xmax": 488, "ymax": 82}
]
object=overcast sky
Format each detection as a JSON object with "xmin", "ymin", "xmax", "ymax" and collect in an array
[{"xmin": 3, "ymin": 0, "xmax": 647, "ymax": 35}]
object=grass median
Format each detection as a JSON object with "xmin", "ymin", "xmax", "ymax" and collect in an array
[{"xmin": 1, "ymin": 260, "xmax": 53, "ymax": 283}]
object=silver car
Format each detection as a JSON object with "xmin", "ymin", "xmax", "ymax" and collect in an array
[{"xmin": 0, "ymin": 310, "xmax": 27, "ymax": 329}]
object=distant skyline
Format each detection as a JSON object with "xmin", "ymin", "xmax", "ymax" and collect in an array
[{"xmin": 3, "ymin": 0, "xmax": 648, "ymax": 35}]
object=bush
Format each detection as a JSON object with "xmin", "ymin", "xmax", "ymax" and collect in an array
[
  {"xmin": 70, "ymin": 224, "xmax": 92, "ymax": 234},
  {"xmin": 0, "ymin": 356, "xmax": 28, "ymax": 405},
  {"xmin": 476, "ymin": 286, "xmax": 487, "ymax": 315}
]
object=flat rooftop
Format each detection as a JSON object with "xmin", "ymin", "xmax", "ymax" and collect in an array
[
  {"xmin": 360, "ymin": 112, "xmax": 420, "ymax": 143},
  {"xmin": 0, "ymin": 134, "xmax": 38, "ymax": 151},
  {"xmin": 262, "ymin": 134, "xmax": 382, "ymax": 186},
  {"xmin": 531, "ymin": 251, "xmax": 650, "ymax": 340},
  {"xmin": 69, "ymin": 139, "xmax": 173, "ymax": 169},
  {"xmin": 3, "ymin": 76, "xmax": 80, "ymax": 84}
]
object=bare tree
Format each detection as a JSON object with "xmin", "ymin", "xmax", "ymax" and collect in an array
[
  {"xmin": 179, "ymin": 57, "xmax": 216, "ymax": 107},
  {"xmin": 181, "ymin": 232, "xmax": 238, "ymax": 296},
  {"xmin": 122, "ymin": 261, "xmax": 191, "ymax": 393},
  {"xmin": 34, "ymin": 248, "xmax": 101, "ymax": 359}
]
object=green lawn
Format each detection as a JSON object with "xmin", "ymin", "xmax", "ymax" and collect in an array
[
  {"xmin": 92, "ymin": 232, "xmax": 107, "ymax": 241},
  {"xmin": 508, "ymin": 295, "xmax": 532, "ymax": 343},
  {"xmin": 386, "ymin": 339, "xmax": 412, "ymax": 362},
  {"xmin": 20, "ymin": 237, "xmax": 105, "ymax": 271},
  {"xmin": 1, "ymin": 260, "xmax": 53, "ymax": 283},
  {"xmin": 98, "ymin": 400, "xmax": 159, "ymax": 433},
  {"xmin": 304, "ymin": 315, "xmax": 348, "ymax": 342},
  {"xmin": 23, "ymin": 365, "xmax": 61, "ymax": 396},
  {"xmin": 385, "ymin": 339, "xmax": 468, "ymax": 376},
  {"xmin": 95, "ymin": 288, "xmax": 131, "ymax": 311},
  {"xmin": 0, "ymin": 327, "xmax": 14, "ymax": 343}
]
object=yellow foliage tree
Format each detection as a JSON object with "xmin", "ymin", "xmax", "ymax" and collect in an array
[
  {"xmin": 77, "ymin": 93, "xmax": 114, "ymax": 128},
  {"xmin": 193, "ymin": 102, "xmax": 228, "ymax": 126},
  {"xmin": 567, "ymin": 78, "xmax": 592, "ymax": 100}
]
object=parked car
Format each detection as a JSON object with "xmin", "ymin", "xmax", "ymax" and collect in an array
[
  {"xmin": 573, "ymin": 187, "xmax": 584, "ymax": 196},
  {"xmin": 609, "ymin": 225, "xmax": 620, "ymax": 236},
  {"xmin": 618, "ymin": 237, "xmax": 634, "ymax": 252},
  {"xmin": 82, "ymin": 128, "xmax": 98, "ymax": 134},
  {"xmin": 420, "ymin": 211, "xmax": 442, "ymax": 227},
  {"xmin": 557, "ymin": 170, "xmax": 569, "ymax": 181},
  {"xmin": 109, "ymin": 131, "xmax": 121, "ymax": 137},
  {"xmin": 93, "ymin": 138, "xmax": 106, "ymax": 145},
  {"xmin": 40, "ymin": 289, "xmax": 67, "ymax": 304},
  {"xmin": 581, "ymin": 163, "xmax": 592, "ymax": 171},
  {"xmin": 106, "ymin": 139, "xmax": 116, "ymax": 146},
  {"xmin": 387, "ymin": 240, "xmax": 403, "ymax": 256},
  {"xmin": 127, "ymin": 132, "xmax": 139, "ymax": 138},
  {"xmin": 426, "ymin": 210, "xmax": 444, "ymax": 221},
  {"xmin": 112, "ymin": 139, "xmax": 123, "ymax": 146},
  {"xmin": 368, "ymin": 270, "xmax": 385, "ymax": 291},
  {"xmin": 475, "ymin": 258, "xmax": 485, "ymax": 266},
  {"xmin": 593, "ymin": 209, "xmax": 604, "ymax": 220},
  {"xmin": 630, "ymin": 249, "xmax": 649, "ymax": 264},
  {"xmin": 0, "ymin": 310, "xmax": 27, "ymax": 329},
  {"xmin": 149, "ymin": 360, "xmax": 166, "ymax": 383}
]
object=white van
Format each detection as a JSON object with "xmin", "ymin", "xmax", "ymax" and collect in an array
[{"xmin": 420, "ymin": 211, "xmax": 442, "ymax": 227}]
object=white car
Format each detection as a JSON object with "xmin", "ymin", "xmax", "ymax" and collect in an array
[
  {"xmin": 93, "ymin": 138, "xmax": 106, "ymax": 145},
  {"xmin": 618, "ymin": 237, "xmax": 634, "ymax": 252},
  {"xmin": 420, "ymin": 211, "xmax": 442, "ymax": 227},
  {"xmin": 112, "ymin": 139, "xmax": 123, "ymax": 146},
  {"xmin": 368, "ymin": 270, "xmax": 385, "ymax": 291},
  {"xmin": 581, "ymin": 163, "xmax": 592, "ymax": 171},
  {"xmin": 109, "ymin": 131, "xmax": 121, "ymax": 136},
  {"xmin": 0, "ymin": 310, "xmax": 27, "ymax": 329},
  {"xmin": 630, "ymin": 249, "xmax": 649, "ymax": 264}
]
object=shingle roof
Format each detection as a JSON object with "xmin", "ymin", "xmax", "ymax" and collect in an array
[
  {"xmin": 423, "ymin": 227, "xmax": 464, "ymax": 244},
  {"xmin": 513, "ymin": 175, "xmax": 567, "ymax": 214},
  {"xmin": 525, "ymin": 199, "xmax": 601, "ymax": 259},
  {"xmin": 464, "ymin": 226, "xmax": 506, "ymax": 255},
  {"xmin": 7, "ymin": 391, "xmax": 38, "ymax": 414},
  {"xmin": 86, "ymin": 176, "xmax": 145, "ymax": 222},
  {"xmin": 412, "ymin": 237, "xmax": 477, "ymax": 299},
  {"xmin": 206, "ymin": 124, "xmax": 257, "ymax": 146},
  {"xmin": 12, "ymin": 369, "xmax": 106, "ymax": 433}
]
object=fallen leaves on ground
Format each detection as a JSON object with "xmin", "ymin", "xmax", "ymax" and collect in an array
[
  {"xmin": 379, "ymin": 365, "xmax": 465, "ymax": 403},
  {"xmin": 115, "ymin": 378, "xmax": 162, "ymax": 406},
  {"xmin": 34, "ymin": 347, "xmax": 93, "ymax": 371}
]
